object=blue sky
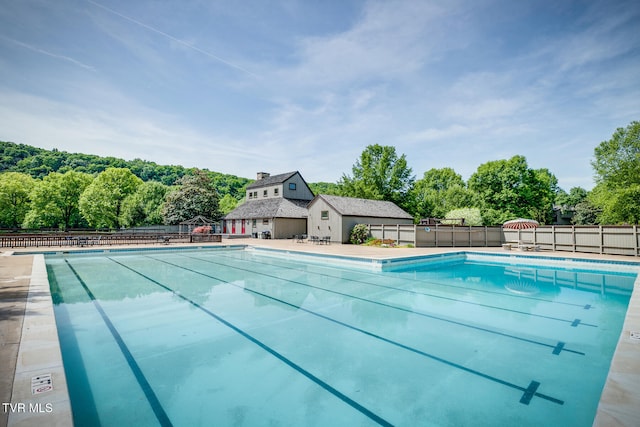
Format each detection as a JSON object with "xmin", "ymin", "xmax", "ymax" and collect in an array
[{"xmin": 1, "ymin": 0, "xmax": 638, "ymax": 190}]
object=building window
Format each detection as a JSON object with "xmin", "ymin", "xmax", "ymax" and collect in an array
[
  {"xmin": 263, "ymin": 218, "xmax": 269, "ymax": 225},
  {"xmin": 253, "ymin": 191, "xmax": 258, "ymax": 198},
  {"xmin": 289, "ymin": 183, "xmax": 296, "ymax": 190},
  {"xmin": 274, "ymin": 188, "xmax": 279, "ymax": 196},
  {"xmin": 321, "ymin": 210, "xmax": 329, "ymax": 220},
  {"xmin": 248, "ymin": 192, "xmax": 253, "ymax": 199},
  {"xmin": 252, "ymin": 219, "xmax": 256, "ymax": 227},
  {"xmin": 263, "ymin": 190, "xmax": 268, "ymax": 197}
]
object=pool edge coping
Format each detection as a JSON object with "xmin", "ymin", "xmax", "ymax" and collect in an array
[{"xmin": 8, "ymin": 254, "xmax": 73, "ymax": 426}]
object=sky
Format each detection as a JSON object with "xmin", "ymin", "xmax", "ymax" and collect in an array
[{"xmin": 0, "ymin": 0, "xmax": 638, "ymax": 190}]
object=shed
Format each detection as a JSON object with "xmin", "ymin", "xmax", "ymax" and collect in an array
[{"xmin": 307, "ymin": 194, "xmax": 414, "ymax": 243}]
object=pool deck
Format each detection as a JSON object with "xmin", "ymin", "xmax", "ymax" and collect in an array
[{"xmin": 1, "ymin": 238, "xmax": 639, "ymax": 426}]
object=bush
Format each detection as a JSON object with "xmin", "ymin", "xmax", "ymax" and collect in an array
[{"xmin": 349, "ymin": 224, "xmax": 370, "ymax": 244}]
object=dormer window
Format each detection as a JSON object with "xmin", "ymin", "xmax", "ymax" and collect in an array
[{"xmin": 289, "ymin": 183, "xmax": 296, "ymax": 191}]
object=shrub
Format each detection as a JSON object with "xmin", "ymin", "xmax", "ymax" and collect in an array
[{"xmin": 349, "ymin": 224, "xmax": 370, "ymax": 244}]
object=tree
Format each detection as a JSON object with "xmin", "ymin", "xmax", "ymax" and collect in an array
[
  {"xmin": 411, "ymin": 168, "xmax": 474, "ymax": 220},
  {"xmin": 0, "ymin": 172, "xmax": 35, "ymax": 228},
  {"xmin": 443, "ymin": 208, "xmax": 483, "ymax": 226},
  {"xmin": 120, "ymin": 181, "xmax": 169, "ymax": 227},
  {"xmin": 162, "ymin": 170, "xmax": 221, "ymax": 224},
  {"xmin": 556, "ymin": 187, "xmax": 588, "ymax": 212},
  {"xmin": 309, "ymin": 182, "xmax": 340, "ymax": 196},
  {"xmin": 468, "ymin": 156, "xmax": 557, "ymax": 225},
  {"xmin": 218, "ymin": 193, "xmax": 240, "ymax": 215},
  {"xmin": 555, "ymin": 186, "xmax": 590, "ymax": 224},
  {"xmin": 590, "ymin": 121, "xmax": 640, "ymax": 224},
  {"xmin": 590, "ymin": 183, "xmax": 640, "ymax": 225},
  {"xmin": 23, "ymin": 171, "xmax": 93, "ymax": 229},
  {"xmin": 528, "ymin": 168, "xmax": 559, "ymax": 225},
  {"xmin": 338, "ymin": 144, "xmax": 414, "ymax": 210},
  {"xmin": 79, "ymin": 168, "xmax": 143, "ymax": 228},
  {"xmin": 572, "ymin": 201, "xmax": 600, "ymax": 225}
]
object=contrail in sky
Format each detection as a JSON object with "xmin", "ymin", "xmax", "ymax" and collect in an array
[
  {"xmin": 0, "ymin": 35, "xmax": 95, "ymax": 71},
  {"xmin": 86, "ymin": 0, "xmax": 258, "ymax": 78}
]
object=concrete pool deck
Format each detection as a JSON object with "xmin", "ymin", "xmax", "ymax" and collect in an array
[{"xmin": 1, "ymin": 238, "xmax": 638, "ymax": 426}]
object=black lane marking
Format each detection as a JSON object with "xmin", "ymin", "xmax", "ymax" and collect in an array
[
  {"xmin": 211, "ymin": 252, "xmax": 598, "ymax": 328},
  {"xmin": 108, "ymin": 258, "xmax": 393, "ymax": 427},
  {"xmin": 552, "ymin": 342, "xmax": 565, "ymax": 355},
  {"xmin": 178, "ymin": 253, "xmax": 587, "ymax": 355},
  {"xmin": 520, "ymin": 381, "xmax": 541, "ymax": 405},
  {"xmin": 128, "ymin": 256, "xmax": 564, "ymax": 406},
  {"xmin": 64, "ymin": 259, "xmax": 173, "ymax": 427},
  {"xmin": 234, "ymin": 250, "xmax": 595, "ymax": 310}
]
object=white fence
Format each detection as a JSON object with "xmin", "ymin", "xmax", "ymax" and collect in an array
[{"xmin": 367, "ymin": 224, "xmax": 640, "ymax": 257}]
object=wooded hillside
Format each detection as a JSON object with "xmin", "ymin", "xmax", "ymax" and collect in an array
[{"xmin": 0, "ymin": 140, "xmax": 251, "ymax": 199}]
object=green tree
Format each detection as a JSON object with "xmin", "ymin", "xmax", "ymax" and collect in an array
[
  {"xmin": 468, "ymin": 155, "xmax": 557, "ymax": 225},
  {"xmin": 338, "ymin": 144, "xmax": 414, "ymax": 210},
  {"xmin": 79, "ymin": 168, "xmax": 143, "ymax": 228},
  {"xmin": 162, "ymin": 170, "xmax": 221, "ymax": 224},
  {"xmin": 309, "ymin": 182, "xmax": 340, "ymax": 196},
  {"xmin": 556, "ymin": 187, "xmax": 588, "ymax": 212},
  {"xmin": 555, "ymin": 186, "xmax": 590, "ymax": 224},
  {"xmin": 572, "ymin": 201, "xmax": 600, "ymax": 225},
  {"xmin": 443, "ymin": 208, "xmax": 483, "ymax": 226},
  {"xmin": 411, "ymin": 168, "xmax": 474, "ymax": 220},
  {"xmin": 218, "ymin": 193, "xmax": 240, "ymax": 215},
  {"xmin": 120, "ymin": 181, "xmax": 169, "ymax": 227},
  {"xmin": 23, "ymin": 171, "xmax": 93, "ymax": 230},
  {"xmin": 0, "ymin": 172, "xmax": 35, "ymax": 228},
  {"xmin": 590, "ymin": 121, "xmax": 640, "ymax": 224},
  {"xmin": 528, "ymin": 168, "xmax": 559, "ymax": 225}
]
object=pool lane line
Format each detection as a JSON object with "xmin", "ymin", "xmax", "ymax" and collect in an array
[
  {"xmin": 210, "ymin": 252, "xmax": 599, "ymax": 328},
  {"xmin": 105, "ymin": 258, "xmax": 394, "ymax": 427},
  {"xmin": 176, "ymin": 253, "xmax": 589, "ymax": 355},
  {"xmin": 63, "ymin": 259, "xmax": 173, "ymax": 427},
  {"xmin": 230, "ymin": 251, "xmax": 596, "ymax": 310},
  {"xmin": 129, "ymin": 256, "xmax": 565, "ymax": 407}
]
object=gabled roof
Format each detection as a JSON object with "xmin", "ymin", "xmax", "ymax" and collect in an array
[
  {"xmin": 224, "ymin": 198, "xmax": 309, "ymax": 220},
  {"xmin": 310, "ymin": 194, "xmax": 413, "ymax": 219},
  {"xmin": 246, "ymin": 171, "xmax": 299, "ymax": 190}
]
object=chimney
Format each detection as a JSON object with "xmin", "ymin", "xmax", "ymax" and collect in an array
[{"xmin": 256, "ymin": 172, "xmax": 270, "ymax": 180}]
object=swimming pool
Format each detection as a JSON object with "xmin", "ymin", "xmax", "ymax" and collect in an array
[{"xmin": 46, "ymin": 248, "xmax": 637, "ymax": 426}]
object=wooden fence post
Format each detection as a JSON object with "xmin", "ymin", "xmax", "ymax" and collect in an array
[{"xmin": 599, "ymin": 225, "xmax": 604, "ymax": 255}]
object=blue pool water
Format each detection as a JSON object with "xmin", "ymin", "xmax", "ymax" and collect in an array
[{"xmin": 46, "ymin": 248, "xmax": 637, "ymax": 426}]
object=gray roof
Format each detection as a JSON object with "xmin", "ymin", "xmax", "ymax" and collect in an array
[
  {"xmin": 312, "ymin": 194, "xmax": 413, "ymax": 219},
  {"xmin": 246, "ymin": 171, "xmax": 299, "ymax": 190},
  {"xmin": 224, "ymin": 198, "xmax": 309, "ymax": 219}
]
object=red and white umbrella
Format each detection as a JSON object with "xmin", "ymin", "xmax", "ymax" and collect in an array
[{"xmin": 502, "ymin": 218, "xmax": 539, "ymax": 229}]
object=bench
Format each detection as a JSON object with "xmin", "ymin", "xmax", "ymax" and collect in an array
[{"xmin": 518, "ymin": 242, "xmax": 541, "ymax": 251}]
